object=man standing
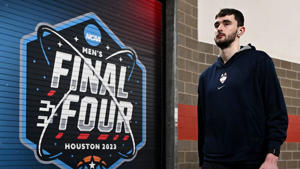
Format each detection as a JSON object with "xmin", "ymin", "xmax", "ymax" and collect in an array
[{"xmin": 198, "ymin": 8, "xmax": 288, "ymax": 169}]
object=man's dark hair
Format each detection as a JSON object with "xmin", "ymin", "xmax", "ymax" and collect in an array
[{"xmin": 215, "ymin": 8, "xmax": 244, "ymax": 26}]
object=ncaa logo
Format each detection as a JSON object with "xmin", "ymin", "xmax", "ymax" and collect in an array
[
  {"xmin": 84, "ymin": 24, "xmax": 101, "ymax": 46},
  {"xmin": 20, "ymin": 13, "xmax": 146, "ymax": 169}
]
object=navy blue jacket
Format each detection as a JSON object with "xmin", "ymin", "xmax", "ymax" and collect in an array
[{"xmin": 198, "ymin": 45, "xmax": 288, "ymax": 166}]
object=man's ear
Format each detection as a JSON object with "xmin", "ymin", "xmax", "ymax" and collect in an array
[{"xmin": 238, "ymin": 26, "xmax": 246, "ymax": 37}]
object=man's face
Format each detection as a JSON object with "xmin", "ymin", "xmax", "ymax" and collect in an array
[{"xmin": 214, "ymin": 15, "xmax": 239, "ymax": 49}]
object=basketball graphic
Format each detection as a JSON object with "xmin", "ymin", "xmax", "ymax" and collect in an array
[{"xmin": 76, "ymin": 156, "xmax": 107, "ymax": 169}]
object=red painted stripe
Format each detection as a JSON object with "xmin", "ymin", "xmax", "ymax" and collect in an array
[
  {"xmin": 178, "ymin": 104, "xmax": 300, "ymax": 142},
  {"xmin": 286, "ymin": 115, "xmax": 300, "ymax": 142},
  {"xmin": 98, "ymin": 134, "xmax": 109, "ymax": 140},
  {"xmin": 178, "ymin": 104, "xmax": 198, "ymax": 140},
  {"xmin": 77, "ymin": 133, "xmax": 90, "ymax": 140},
  {"xmin": 47, "ymin": 90, "xmax": 56, "ymax": 96},
  {"xmin": 113, "ymin": 134, "xmax": 119, "ymax": 141},
  {"xmin": 123, "ymin": 135, "xmax": 130, "ymax": 141},
  {"xmin": 55, "ymin": 132, "xmax": 64, "ymax": 139}
]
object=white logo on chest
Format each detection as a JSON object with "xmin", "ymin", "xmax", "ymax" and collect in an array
[{"xmin": 219, "ymin": 72, "xmax": 227, "ymax": 84}]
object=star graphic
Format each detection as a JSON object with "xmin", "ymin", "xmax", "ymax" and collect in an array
[
  {"xmin": 119, "ymin": 57, "xmax": 123, "ymax": 62},
  {"xmin": 89, "ymin": 161, "xmax": 96, "ymax": 169},
  {"xmin": 74, "ymin": 36, "xmax": 79, "ymax": 42},
  {"xmin": 106, "ymin": 45, "xmax": 110, "ymax": 50},
  {"xmin": 57, "ymin": 41, "xmax": 62, "ymax": 47}
]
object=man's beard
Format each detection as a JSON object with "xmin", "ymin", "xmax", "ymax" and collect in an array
[{"xmin": 214, "ymin": 30, "xmax": 237, "ymax": 49}]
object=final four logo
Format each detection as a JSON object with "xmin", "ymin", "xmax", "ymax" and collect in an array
[{"xmin": 20, "ymin": 13, "xmax": 146, "ymax": 169}]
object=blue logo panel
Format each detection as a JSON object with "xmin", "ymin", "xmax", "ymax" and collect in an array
[{"xmin": 20, "ymin": 13, "xmax": 146, "ymax": 169}]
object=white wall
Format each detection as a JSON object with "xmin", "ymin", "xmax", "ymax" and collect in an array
[{"xmin": 198, "ymin": 0, "xmax": 300, "ymax": 64}]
